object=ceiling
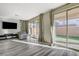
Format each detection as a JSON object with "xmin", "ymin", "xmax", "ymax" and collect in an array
[{"xmin": 0, "ymin": 3, "xmax": 66, "ymax": 20}]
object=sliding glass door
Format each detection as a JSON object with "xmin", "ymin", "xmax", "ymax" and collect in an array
[
  {"xmin": 53, "ymin": 7, "xmax": 79, "ymax": 51},
  {"xmin": 28, "ymin": 21, "xmax": 34, "ymax": 37},
  {"xmin": 68, "ymin": 7, "xmax": 79, "ymax": 50},
  {"xmin": 54, "ymin": 12, "xmax": 67, "ymax": 47},
  {"xmin": 28, "ymin": 19, "xmax": 39, "ymax": 39},
  {"xmin": 35, "ymin": 22, "xmax": 39, "ymax": 39}
]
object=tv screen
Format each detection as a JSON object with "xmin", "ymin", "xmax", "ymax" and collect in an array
[{"xmin": 2, "ymin": 22, "xmax": 17, "ymax": 29}]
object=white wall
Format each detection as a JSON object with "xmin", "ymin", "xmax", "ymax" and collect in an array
[{"xmin": 0, "ymin": 18, "xmax": 21, "ymax": 35}]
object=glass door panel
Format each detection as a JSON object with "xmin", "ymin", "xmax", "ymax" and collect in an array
[
  {"xmin": 54, "ymin": 12, "xmax": 67, "ymax": 47},
  {"xmin": 28, "ymin": 20, "xmax": 39, "ymax": 39},
  {"xmin": 68, "ymin": 7, "xmax": 79, "ymax": 50}
]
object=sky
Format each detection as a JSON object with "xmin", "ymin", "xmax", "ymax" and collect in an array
[{"xmin": 55, "ymin": 18, "xmax": 79, "ymax": 27}]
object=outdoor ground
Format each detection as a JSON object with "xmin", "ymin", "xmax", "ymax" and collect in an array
[{"xmin": 55, "ymin": 35, "xmax": 79, "ymax": 52}]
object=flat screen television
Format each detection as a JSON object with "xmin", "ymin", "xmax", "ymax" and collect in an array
[{"xmin": 2, "ymin": 22, "xmax": 17, "ymax": 29}]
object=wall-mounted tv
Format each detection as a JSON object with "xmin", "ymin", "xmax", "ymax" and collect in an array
[{"xmin": 2, "ymin": 22, "xmax": 17, "ymax": 29}]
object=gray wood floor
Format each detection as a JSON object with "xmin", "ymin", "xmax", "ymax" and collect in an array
[{"xmin": 0, "ymin": 40, "xmax": 77, "ymax": 56}]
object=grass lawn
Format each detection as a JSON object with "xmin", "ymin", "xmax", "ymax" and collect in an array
[{"xmin": 57, "ymin": 35, "xmax": 79, "ymax": 41}]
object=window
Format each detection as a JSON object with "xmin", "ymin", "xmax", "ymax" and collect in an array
[
  {"xmin": 28, "ymin": 19, "xmax": 39, "ymax": 39},
  {"xmin": 54, "ymin": 12, "xmax": 67, "ymax": 47},
  {"xmin": 68, "ymin": 7, "xmax": 79, "ymax": 50}
]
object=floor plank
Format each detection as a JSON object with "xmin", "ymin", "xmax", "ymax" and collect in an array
[{"xmin": 0, "ymin": 40, "xmax": 77, "ymax": 56}]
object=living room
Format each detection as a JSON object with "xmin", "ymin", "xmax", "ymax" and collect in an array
[{"xmin": 0, "ymin": 3, "xmax": 79, "ymax": 56}]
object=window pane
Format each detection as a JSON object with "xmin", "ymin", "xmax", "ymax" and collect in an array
[
  {"xmin": 28, "ymin": 20, "xmax": 39, "ymax": 39},
  {"xmin": 68, "ymin": 7, "xmax": 79, "ymax": 50},
  {"xmin": 54, "ymin": 12, "xmax": 67, "ymax": 47}
]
